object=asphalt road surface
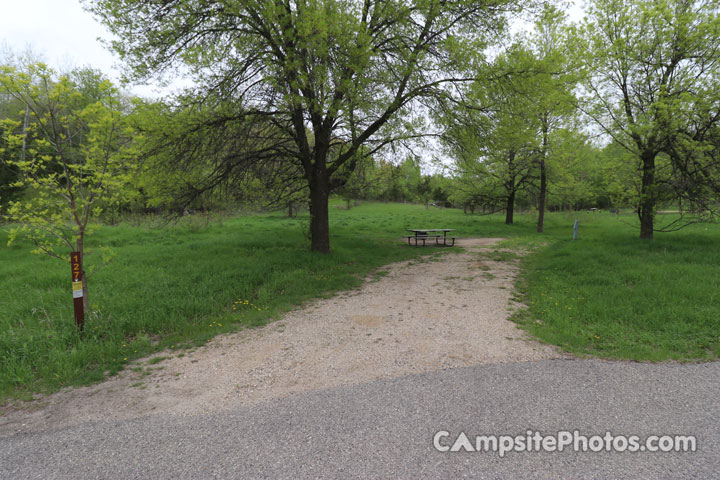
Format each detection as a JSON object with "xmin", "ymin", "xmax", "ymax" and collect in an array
[{"xmin": 1, "ymin": 359, "xmax": 718, "ymax": 479}]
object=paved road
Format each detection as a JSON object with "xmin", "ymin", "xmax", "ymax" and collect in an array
[{"xmin": 1, "ymin": 359, "xmax": 718, "ymax": 479}]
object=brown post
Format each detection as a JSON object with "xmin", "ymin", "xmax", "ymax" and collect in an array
[{"xmin": 70, "ymin": 252, "xmax": 85, "ymax": 331}]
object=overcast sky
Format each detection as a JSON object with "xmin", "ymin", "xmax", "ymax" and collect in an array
[
  {"xmin": 0, "ymin": 0, "xmax": 585, "ymax": 99},
  {"xmin": 0, "ymin": 0, "xmax": 167, "ymax": 97}
]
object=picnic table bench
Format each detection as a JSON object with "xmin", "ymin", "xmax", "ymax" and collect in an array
[{"xmin": 405, "ymin": 229, "xmax": 456, "ymax": 247}]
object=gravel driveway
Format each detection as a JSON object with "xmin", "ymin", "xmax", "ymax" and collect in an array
[{"xmin": 1, "ymin": 238, "xmax": 561, "ymax": 436}]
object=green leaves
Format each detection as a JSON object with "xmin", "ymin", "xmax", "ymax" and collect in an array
[
  {"xmin": 86, "ymin": 0, "xmax": 521, "ymax": 251},
  {"xmin": 0, "ymin": 63, "xmax": 138, "ymax": 262},
  {"xmin": 582, "ymin": 0, "xmax": 720, "ymax": 231}
]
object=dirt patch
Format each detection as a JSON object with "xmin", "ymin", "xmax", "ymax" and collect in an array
[{"xmin": 0, "ymin": 238, "xmax": 563, "ymax": 437}]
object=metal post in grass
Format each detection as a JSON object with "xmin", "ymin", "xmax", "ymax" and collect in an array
[
  {"xmin": 70, "ymin": 252, "xmax": 85, "ymax": 331},
  {"xmin": 573, "ymin": 220, "xmax": 579, "ymax": 240}
]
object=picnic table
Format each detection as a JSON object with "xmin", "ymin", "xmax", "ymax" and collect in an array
[{"xmin": 405, "ymin": 229, "xmax": 456, "ymax": 247}]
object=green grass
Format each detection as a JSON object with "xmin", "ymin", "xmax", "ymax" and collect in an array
[
  {"xmin": 1, "ymin": 201, "xmax": 719, "ymax": 402},
  {"xmin": 511, "ymin": 213, "xmax": 720, "ymax": 361}
]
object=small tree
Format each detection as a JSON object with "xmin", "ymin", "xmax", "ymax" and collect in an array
[
  {"xmin": 524, "ymin": 4, "xmax": 579, "ymax": 232},
  {"xmin": 0, "ymin": 63, "xmax": 137, "ymax": 316},
  {"xmin": 441, "ymin": 47, "xmax": 539, "ymax": 224}
]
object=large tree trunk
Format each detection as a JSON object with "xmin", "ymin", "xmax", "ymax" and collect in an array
[
  {"xmin": 639, "ymin": 150, "xmax": 656, "ymax": 239},
  {"xmin": 309, "ymin": 171, "xmax": 331, "ymax": 253},
  {"xmin": 505, "ymin": 190, "xmax": 516, "ymax": 225}
]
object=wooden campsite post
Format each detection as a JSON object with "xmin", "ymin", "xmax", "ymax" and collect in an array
[
  {"xmin": 70, "ymin": 252, "xmax": 85, "ymax": 331},
  {"xmin": 573, "ymin": 220, "xmax": 579, "ymax": 240}
]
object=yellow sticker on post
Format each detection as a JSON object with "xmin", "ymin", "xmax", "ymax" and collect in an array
[{"xmin": 72, "ymin": 281, "xmax": 83, "ymax": 298}]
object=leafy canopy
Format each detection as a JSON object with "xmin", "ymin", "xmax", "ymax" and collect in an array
[{"xmin": 0, "ymin": 63, "xmax": 138, "ymax": 261}]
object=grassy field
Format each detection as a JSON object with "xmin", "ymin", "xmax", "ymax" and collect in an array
[
  {"xmin": 1, "ymin": 201, "xmax": 719, "ymax": 402},
  {"xmin": 513, "ymin": 216, "xmax": 720, "ymax": 361}
]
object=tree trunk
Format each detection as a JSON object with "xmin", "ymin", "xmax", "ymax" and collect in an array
[
  {"xmin": 288, "ymin": 201, "xmax": 294, "ymax": 218},
  {"xmin": 639, "ymin": 150, "xmax": 656, "ymax": 239},
  {"xmin": 505, "ymin": 190, "xmax": 516, "ymax": 225},
  {"xmin": 309, "ymin": 172, "xmax": 331, "ymax": 253},
  {"xmin": 537, "ymin": 122, "xmax": 548, "ymax": 233},
  {"xmin": 537, "ymin": 158, "xmax": 546, "ymax": 233}
]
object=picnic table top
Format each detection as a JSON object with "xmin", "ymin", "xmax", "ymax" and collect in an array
[{"xmin": 406, "ymin": 228, "xmax": 455, "ymax": 233}]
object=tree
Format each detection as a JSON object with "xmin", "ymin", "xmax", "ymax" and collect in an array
[
  {"xmin": 441, "ymin": 45, "xmax": 540, "ymax": 224},
  {"xmin": 0, "ymin": 64, "xmax": 137, "ymax": 315},
  {"xmin": 88, "ymin": 0, "xmax": 518, "ymax": 252},
  {"xmin": 582, "ymin": 0, "xmax": 720, "ymax": 238},
  {"xmin": 523, "ymin": 3, "xmax": 579, "ymax": 232},
  {"xmin": 0, "ymin": 138, "xmax": 22, "ymax": 208},
  {"xmin": 0, "ymin": 67, "xmax": 30, "ymax": 209},
  {"xmin": 440, "ymin": 4, "xmax": 579, "ymax": 227}
]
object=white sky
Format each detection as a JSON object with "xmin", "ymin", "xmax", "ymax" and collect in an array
[
  {"xmin": 0, "ymin": 0, "xmax": 165, "ymax": 97},
  {"xmin": 0, "ymin": 0, "xmax": 586, "ymax": 99}
]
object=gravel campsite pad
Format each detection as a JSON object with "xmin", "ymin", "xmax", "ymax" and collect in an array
[{"xmin": 1, "ymin": 238, "xmax": 562, "ymax": 436}]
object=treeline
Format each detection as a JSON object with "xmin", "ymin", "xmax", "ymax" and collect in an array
[{"xmin": 0, "ymin": 61, "xmax": 708, "ymax": 226}]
